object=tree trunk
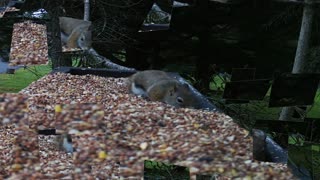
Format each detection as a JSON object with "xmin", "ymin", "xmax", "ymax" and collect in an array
[
  {"xmin": 46, "ymin": 2, "xmax": 66, "ymax": 68},
  {"xmin": 279, "ymin": 0, "xmax": 314, "ymax": 121},
  {"xmin": 84, "ymin": 0, "xmax": 90, "ymax": 21}
]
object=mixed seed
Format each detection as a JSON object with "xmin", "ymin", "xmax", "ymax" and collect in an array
[{"xmin": 0, "ymin": 73, "xmax": 295, "ymax": 179}]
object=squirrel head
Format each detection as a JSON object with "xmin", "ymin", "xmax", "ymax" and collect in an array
[
  {"xmin": 164, "ymin": 82, "xmax": 198, "ymax": 108},
  {"xmin": 77, "ymin": 26, "xmax": 92, "ymax": 50}
]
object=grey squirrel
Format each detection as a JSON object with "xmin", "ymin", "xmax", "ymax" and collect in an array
[
  {"xmin": 127, "ymin": 70, "xmax": 199, "ymax": 108},
  {"xmin": 59, "ymin": 16, "xmax": 92, "ymax": 50}
]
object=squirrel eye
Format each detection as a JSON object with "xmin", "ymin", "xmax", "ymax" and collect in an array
[{"xmin": 176, "ymin": 97, "xmax": 184, "ymax": 104}]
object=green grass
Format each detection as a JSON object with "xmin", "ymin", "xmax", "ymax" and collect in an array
[
  {"xmin": 288, "ymin": 143, "xmax": 319, "ymax": 177},
  {"xmin": 144, "ymin": 160, "xmax": 190, "ymax": 180},
  {"xmin": 209, "ymin": 74, "xmax": 320, "ymax": 121},
  {"xmin": 308, "ymin": 92, "xmax": 320, "ymax": 118},
  {"xmin": 0, "ymin": 64, "xmax": 51, "ymax": 93}
]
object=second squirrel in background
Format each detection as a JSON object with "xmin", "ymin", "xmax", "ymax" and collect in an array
[
  {"xmin": 55, "ymin": 133, "xmax": 73, "ymax": 153},
  {"xmin": 59, "ymin": 16, "xmax": 92, "ymax": 50},
  {"xmin": 127, "ymin": 70, "xmax": 199, "ymax": 108}
]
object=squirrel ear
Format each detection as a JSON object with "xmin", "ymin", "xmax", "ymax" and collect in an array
[
  {"xmin": 169, "ymin": 88, "xmax": 175, "ymax": 96},
  {"xmin": 169, "ymin": 85, "xmax": 178, "ymax": 96},
  {"xmin": 87, "ymin": 25, "xmax": 92, "ymax": 31},
  {"xmin": 181, "ymin": 83, "xmax": 189, "ymax": 89},
  {"xmin": 174, "ymin": 84, "xmax": 179, "ymax": 91}
]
